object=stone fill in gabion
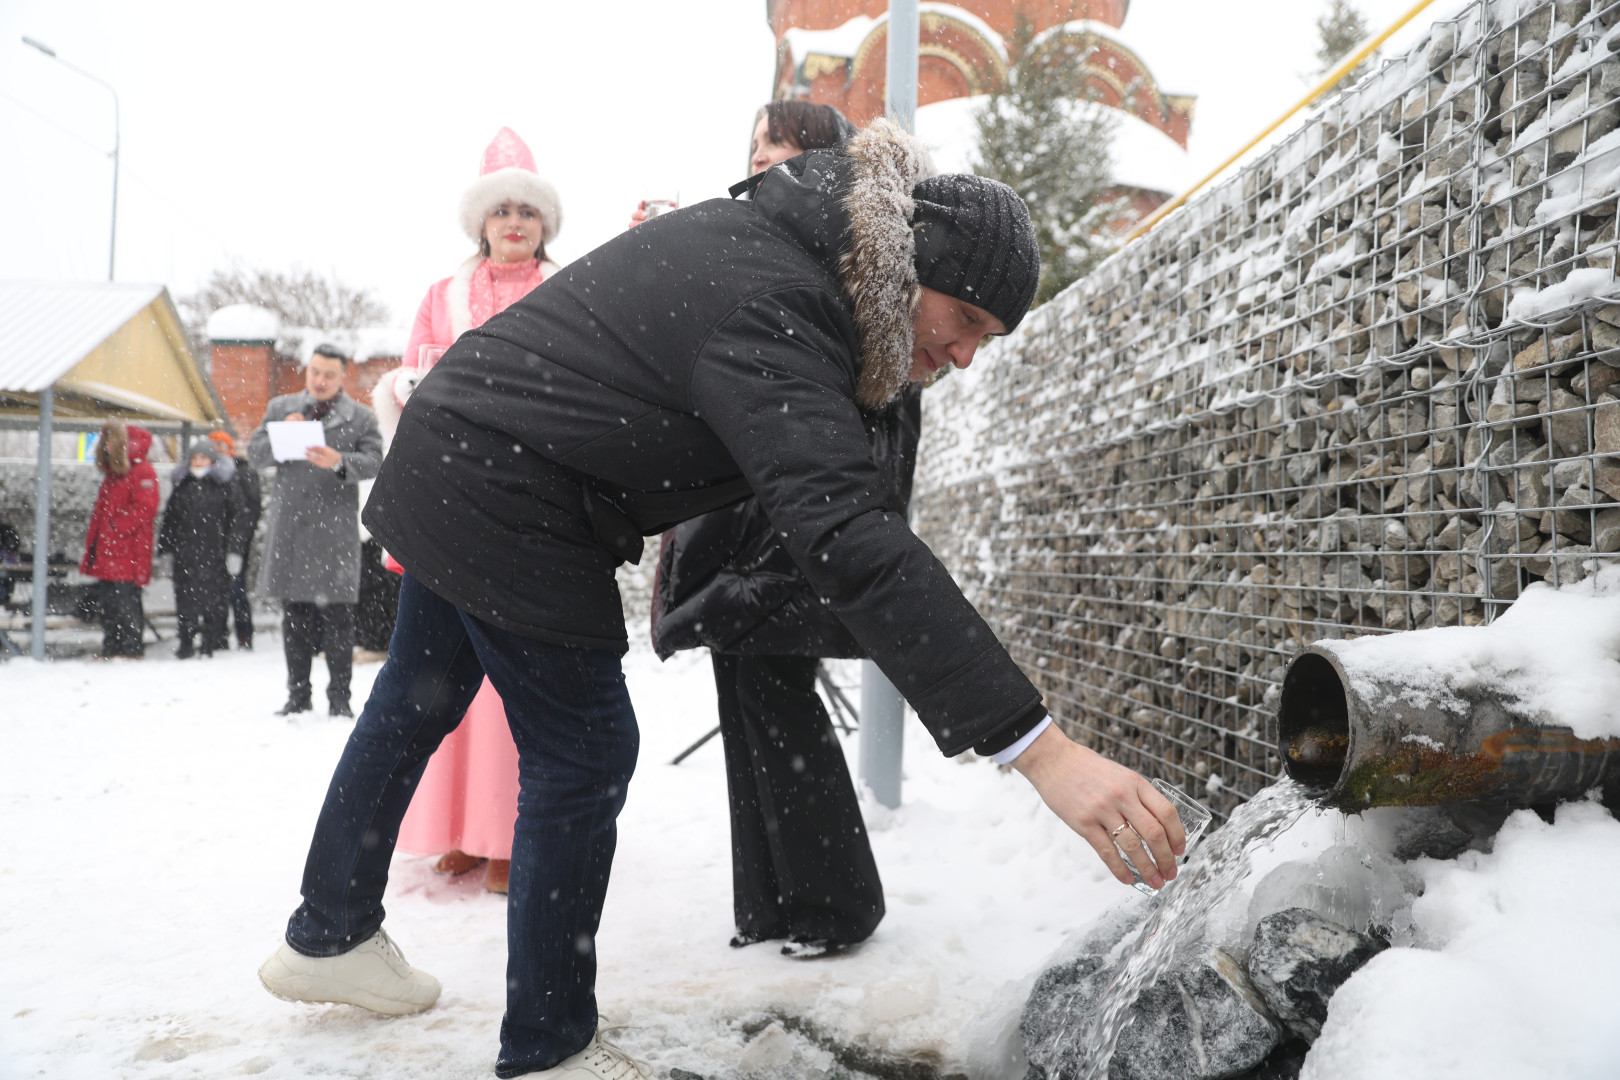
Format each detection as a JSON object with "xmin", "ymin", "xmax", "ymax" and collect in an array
[{"xmin": 912, "ymin": 0, "xmax": 1620, "ymax": 817}]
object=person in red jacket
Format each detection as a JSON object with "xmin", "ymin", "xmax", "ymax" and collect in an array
[{"xmin": 80, "ymin": 420, "xmax": 159, "ymax": 659}]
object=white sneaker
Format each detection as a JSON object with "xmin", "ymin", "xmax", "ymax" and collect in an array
[
  {"xmin": 258, "ymin": 928, "xmax": 441, "ymax": 1016},
  {"xmin": 525, "ymin": 1024, "xmax": 652, "ymax": 1080}
]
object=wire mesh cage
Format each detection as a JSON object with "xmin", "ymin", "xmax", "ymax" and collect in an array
[{"xmin": 912, "ymin": 0, "xmax": 1620, "ymax": 818}]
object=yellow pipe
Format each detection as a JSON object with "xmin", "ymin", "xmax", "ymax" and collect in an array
[{"xmin": 1123, "ymin": 0, "xmax": 1442, "ymax": 244}]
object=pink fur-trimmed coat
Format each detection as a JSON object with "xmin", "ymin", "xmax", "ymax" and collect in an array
[
  {"xmin": 390, "ymin": 254, "xmax": 554, "ymax": 862},
  {"xmin": 373, "ymin": 255, "xmax": 558, "ymax": 446}
]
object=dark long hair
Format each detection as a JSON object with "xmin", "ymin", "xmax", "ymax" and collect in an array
[{"xmin": 757, "ymin": 100, "xmax": 858, "ymax": 159}]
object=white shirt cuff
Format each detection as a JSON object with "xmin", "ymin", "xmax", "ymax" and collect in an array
[{"xmin": 990, "ymin": 715, "xmax": 1053, "ymax": 765}]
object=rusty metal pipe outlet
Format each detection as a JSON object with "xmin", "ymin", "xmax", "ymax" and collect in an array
[{"xmin": 1278, "ymin": 644, "xmax": 1620, "ymax": 810}]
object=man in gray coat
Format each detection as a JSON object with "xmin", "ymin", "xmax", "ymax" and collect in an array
[{"xmin": 247, "ymin": 344, "xmax": 383, "ymax": 717}]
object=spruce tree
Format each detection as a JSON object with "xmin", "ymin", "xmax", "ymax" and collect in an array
[
  {"xmin": 972, "ymin": 16, "xmax": 1119, "ymax": 307},
  {"xmin": 1315, "ymin": 0, "xmax": 1376, "ymax": 92}
]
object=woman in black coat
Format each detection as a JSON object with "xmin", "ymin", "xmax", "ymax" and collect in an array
[
  {"xmin": 648, "ymin": 99, "xmax": 911, "ymax": 955},
  {"xmin": 652, "ymin": 385, "xmax": 920, "ymax": 953},
  {"xmin": 159, "ymin": 439, "xmax": 251, "ymax": 657}
]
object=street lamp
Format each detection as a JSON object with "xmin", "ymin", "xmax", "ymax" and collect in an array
[
  {"xmin": 18, "ymin": 36, "xmax": 120, "ymax": 661},
  {"xmin": 22, "ymin": 35, "xmax": 120, "ymax": 281}
]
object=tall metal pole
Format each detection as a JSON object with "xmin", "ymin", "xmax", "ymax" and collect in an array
[
  {"xmin": 106, "ymin": 84, "xmax": 119, "ymax": 281},
  {"xmin": 858, "ymin": 0, "xmax": 920, "ymax": 809},
  {"xmin": 22, "ymin": 37, "xmax": 119, "ymax": 280},
  {"xmin": 31, "ymin": 387, "xmax": 54, "ymax": 661},
  {"xmin": 858, "ymin": 662, "xmax": 905, "ymax": 808},
  {"xmin": 885, "ymin": 0, "xmax": 919, "ymax": 134}
]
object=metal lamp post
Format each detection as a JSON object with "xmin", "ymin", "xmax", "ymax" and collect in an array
[
  {"xmin": 22, "ymin": 36, "xmax": 119, "ymax": 281},
  {"xmin": 857, "ymin": 0, "xmax": 919, "ymax": 808},
  {"xmin": 20, "ymin": 37, "xmax": 119, "ymax": 660},
  {"xmin": 884, "ymin": 0, "xmax": 919, "ymax": 133}
]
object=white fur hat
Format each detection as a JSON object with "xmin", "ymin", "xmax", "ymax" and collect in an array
[{"xmin": 458, "ymin": 127, "xmax": 562, "ymax": 245}]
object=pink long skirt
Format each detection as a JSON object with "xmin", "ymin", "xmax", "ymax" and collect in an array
[{"xmin": 396, "ymin": 678, "xmax": 519, "ymax": 860}]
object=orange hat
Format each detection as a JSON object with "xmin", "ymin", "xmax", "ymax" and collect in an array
[{"xmin": 208, "ymin": 430, "xmax": 235, "ymax": 455}]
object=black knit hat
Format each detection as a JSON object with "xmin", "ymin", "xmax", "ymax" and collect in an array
[{"xmin": 911, "ymin": 174, "xmax": 1040, "ymax": 332}]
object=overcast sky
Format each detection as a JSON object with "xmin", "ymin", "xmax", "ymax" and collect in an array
[{"xmin": 0, "ymin": 0, "xmax": 1466, "ymax": 327}]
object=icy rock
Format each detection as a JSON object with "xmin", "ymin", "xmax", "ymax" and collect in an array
[
  {"xmin": 1022, "ymin": 954, "xmax": 1109, "ymax": 1080},
  {"xmin": 1229, "ymin": 1041, "xmax": 1310, "ymax": 1080},
  {"xmin": 737, "ymin": 1022, "xmax": 796, "ymax": 1075},
  {"xmin": 1242, "ymin": 846, "xmax": 1420, "ymax": 945},
  {"xmin": 1024, "ymin": 946, "xmax": 1280, "ymax": 1080},
  {"xmin": 1110, "ymin": 947, "xmax": 1279, "ymax": 1080},
  {"xmin": 1246, "ymin": 909, "xmax": 1387, "ymax": 1043},
  {"xmin": 1022, "ymin": 901, "xmax": 1154, "ymax": 1079},
  {"xmin": 1366, "ymin": 804, "xmax": 1483, "ymax": 861}
]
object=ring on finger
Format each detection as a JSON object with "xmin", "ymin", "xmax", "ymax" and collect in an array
[{"xmin": 1109, "ymin": 822, "xmax": 1131, "ymax": 839}]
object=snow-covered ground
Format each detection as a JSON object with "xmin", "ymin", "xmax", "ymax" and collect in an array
[
  {"xmin": 0, "ymin": 642, "xmax": 1120, "ymax": 1079},
  {"xmin": 6, "ymin": 633, "xmax": 1620, "ymax": 1079},
  {"xmin": 1303, "ymin": 799, "xmax": 1620, "ymax": 1079}
]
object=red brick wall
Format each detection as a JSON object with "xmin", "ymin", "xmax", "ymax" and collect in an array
[
  {"xmin": 769, "ymin": 0, "xmax": 1192, "ymax": 149},
  {"xmin": 346, "ymin": 356, "xmax": 401, "ymax": 408},
  {"xmin": 212, "ymin": 343, "xmax": 401, "ymax": 438},
  {"xmin": 210, "ymin": 343, "xmax": 278, "ymax": 440}
]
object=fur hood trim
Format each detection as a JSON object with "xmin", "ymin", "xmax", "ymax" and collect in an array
[
  {"xmin": 371, "ymin": 367, "xmax": 420, "ymax": 448},
  {"xmin": 839, "ymin": 118, "xmax": 931, "ymax": 410},
  {"xmin": 97, "ymin": 420, "xmax": 130, "ymax": 476},
  {"xmin": 446, "ymin": 256, "xmax": 481, "ymax": 342},
  {"xmin": 171, "ymin": 455, "xmax": 236, "ymax": 486}
]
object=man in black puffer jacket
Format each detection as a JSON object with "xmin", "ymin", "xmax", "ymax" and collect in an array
[{"xmin": 260, "ymin": 121, "xmax": 1186, "ymax": 1080}]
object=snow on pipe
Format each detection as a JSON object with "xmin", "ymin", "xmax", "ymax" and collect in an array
[{"xmin": 1279, "ymin": 644, "xmax": 1620, "ymax": 809}]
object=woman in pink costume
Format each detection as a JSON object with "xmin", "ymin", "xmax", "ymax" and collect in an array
[{"xmin": 373, "ymin": 127, "xmax": 562, "ymax": 894}]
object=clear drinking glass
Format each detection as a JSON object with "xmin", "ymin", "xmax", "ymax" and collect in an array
[{"xmin": 1120, "ymin": 778, "xmax": 1214, "ymax": 896}]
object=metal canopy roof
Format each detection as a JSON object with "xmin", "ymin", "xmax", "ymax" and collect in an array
[{"xmin": 0, "ymin": 280, "xmax": 227, "ymax": 425}]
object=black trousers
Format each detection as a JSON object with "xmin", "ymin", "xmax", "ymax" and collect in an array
[
  {"xmin": 229, "ymin": 567, "xmax": 253, "ymax": 645},
  {"xmin": 174, "ymin": 564, "xmax": 230, "ymax": 657},
  {"xmin": 99, "ymin": 581, "xmax": 145, "ymax": 658},
  {"xmin": 283, "ymin": 601, "xmax": 355, "ymax": 708},
  {"xmin": 355, "ymin": 539, "xmax": 400, "ymax": 652},
  {"xmin": 711, "ymin": 653, "xmax": 884, "ymax": 946}
]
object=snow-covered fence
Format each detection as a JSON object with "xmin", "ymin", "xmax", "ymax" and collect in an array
[{"xmin": 911, "ymin": 0, "xmax": 1620, "ymax": 817}]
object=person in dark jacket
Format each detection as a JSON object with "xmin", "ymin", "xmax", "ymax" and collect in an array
[
  {"xmin": 246, "ymin": 345, "xmax": 384, "ymax": 717},
  {"xmin": 259, "ymin": 121, "xmax": 1186, "ymax": 1080},
  {"xmin": 648, "ymin": 99, "xmax": 902, "ymax": 956},
  {"xmin": 651, "ymin": 386, "xmax": 920, "ymax": 954},
  {"xmin": 210, "ymin": 430, "xmax": 261, "ymax": 649},
  {"xmin": 158, "ymin": 439, "xmax": 251, "ymax": 658},
  {"xmin": 80, "ymin": 420, "xmax": 159, "ymax": 659}
]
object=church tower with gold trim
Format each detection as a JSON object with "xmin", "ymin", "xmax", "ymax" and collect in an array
[{"xmin": 767, "ymin": 1, "xmax": 1195, "ymax": 212}]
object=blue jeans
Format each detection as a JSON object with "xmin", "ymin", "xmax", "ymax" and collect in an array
[{"xmin": 284, "ymin": 573, "xmax": 639, "ymax": 1076}]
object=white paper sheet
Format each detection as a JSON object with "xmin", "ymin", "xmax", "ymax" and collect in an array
[{"xmin": 265, "ymin": 420, "xmax": 327, "ymax": 463}]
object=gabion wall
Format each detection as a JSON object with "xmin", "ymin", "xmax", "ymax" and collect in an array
[{"xmin": 912, "ymin": 0, "xmax": 1620, "ymax": 816}]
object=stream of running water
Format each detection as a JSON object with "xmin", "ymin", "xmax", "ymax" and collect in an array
[{"xmin": 1066, "ymin": 780, "xmax": 1320, "ymax": 1080}]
